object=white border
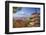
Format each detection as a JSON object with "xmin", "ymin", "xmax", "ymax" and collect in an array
[{"xmin": 9, "ymin": 3, "xmax": 43, "ymax": 32}]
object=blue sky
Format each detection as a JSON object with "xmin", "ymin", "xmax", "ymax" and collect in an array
[{"xmin": 13, "ymin": 7, "xmax": 40, "ymax": 18}]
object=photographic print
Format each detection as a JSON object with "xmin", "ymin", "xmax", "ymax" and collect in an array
[
  {"xmin": 5, "ymin": 1, "xmax": 45, "ymax": 34},
  {"xmin": 13, "ymin": 7, "xmax": 40, "ymax": 28}
]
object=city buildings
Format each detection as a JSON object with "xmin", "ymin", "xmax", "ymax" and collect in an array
[
  {"xmin": 13, "ymin": 12, "xmax": 40, "ymax": 28},
  {"xmin": 28, "ymin": 12, "xmax": 40, "ymax": 27}
]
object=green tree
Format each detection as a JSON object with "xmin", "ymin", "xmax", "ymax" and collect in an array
[{"xmin": 13, "ymin": 7, "xmax": 22, "ymax": 13}]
